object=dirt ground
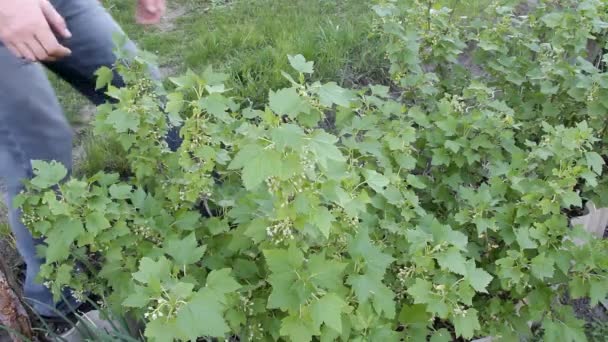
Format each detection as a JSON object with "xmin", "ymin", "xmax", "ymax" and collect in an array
[{"xmin": 0, "ymin": 189, "xmax": 24, "ymax": 342}]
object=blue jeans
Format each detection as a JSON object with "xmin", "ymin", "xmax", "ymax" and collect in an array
[{"xmin": 0, "ymin": 0, "xmax": 161, "ymax": 317}]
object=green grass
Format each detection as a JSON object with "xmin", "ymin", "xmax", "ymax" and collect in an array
[
  {"xmin": 108, "ymin": 0, "xmax": 386, "ymax": 102},
  {"xmin": 172, "ymin": 0, "xmax": 385, "ymax": 102},
  {"xmin": 586, "ymin": 318, "xmax": 608, "ymax": 342},
  {"xmin": 444, "ymin": 0, "xmax": 490, "ymax": 16},
  {"xmin": 49, "ymin": 0, "xmax": 387, "ymax": 175},
  {"xmin": 54, "ymin": 0, "xmax": 388, "ymax": 107},
  {"xmin": 0, "ymin": 199, "xmax": 16, "ymax": 247},
  {"xmin": 74, "ymin": 132, "xmax": 131, "ymax": 177},
  {"xmin": 52, "ymin": 0, "xmax": 489, "ymax": 119},
  {"xmin": 0, "ymin": 222, "xmax": 10, "ymax": 239},
  {"xmin": 0, "ymin": 221, "xmax": 15, "ymax": 250}
]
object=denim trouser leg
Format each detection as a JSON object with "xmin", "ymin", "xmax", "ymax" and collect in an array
[
  {"xmin": 0, "ymin": 51, "xmax": 76, "ymax": 317},
  {"xmin": 0, "ymin": 0, "xmax": 154, "ymax": 317}
]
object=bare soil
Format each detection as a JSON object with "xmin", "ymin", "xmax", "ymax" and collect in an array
[{"xmin": 157, "ymin": 2, "xmax": 190, "ymax": 33}]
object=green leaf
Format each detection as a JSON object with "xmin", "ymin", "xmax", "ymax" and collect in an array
[
  {"xmin": 43, "ymin": 191, "xmax": 70, "ymax": 216},
  {"xmin": 228, "ymin": 144, "xmax": 260, "ymax": 169},
  {"xmin": 406, "ymin": 174, "xmax": 427, "ymax": 189},
  {"xmin": 264, "ymin": 246, "xmax": 306, "ymax": 311},
  {"xmin": 348, "ymin": 230, "xmax": 394, "ymax": 277},
  {"xmin": 542, "ymin": 319, "xmax": 561, "ymax": 342},
  {"xmin": 206, "ymin": 217, "xmax": 230, "ymax": 235},
  {"xmin": 271, "ymin": 124, "xmax": 306, "ymax": 150},
  {"xmin": 200, "ymin": 93, "xmax": 232, "ymax": 123},
  {"xmin": 54, "ymin": 264, "xmax": 72, "ymax": 286},
  {"xmin": 308, "ymin": 130, "xmax": 345, "ymax": 168},
  {"xmin": 176, "ymin": 289, "xmax": 231, "ymax": 339},
  {"xmin": 399, "ymin": 304, "xmax": 430, "ymax": 325},
  {"xmin": 406, "ymin": 228, "xmax": 433, "ymax": 252},
  {"xmin": 318, "ymin": 82, "xmax": 355, "ymax": 107},
  {"xmin": 165, "ymin": 233, "xmax": 206, "ymax": 266},
  {"xmin": 365, "ymin": 170, "xmax": 390, "ymax": 193},
  {"xmin": 123, "ymin": 287, "xmax": 150, "ymax": 308},
  {"xmin": 201, "ymin": 65, "xmax": 229, "ymax": 85},
  {"xmin": 132, "ymin": 256, "xmax": 171, "ymax": 285},
  {"xmin": 408, "ymin": 106, "xmax": 431, "ymax": 127},
  {"xmin": 464, "ymin": 261, "xmax": 493, "ymax": 293},
  {"xmin": 145, "ymin": 317, "xmax": 179, "ymax": 342},
  {"xmin": 370, "ymin": 84, "xmax": 390, "ymax": 98},
  {"xmin": 312, "ymin": 293, "xmax": 346, "ymax": 333},
  {"xmin": 264, "ymin": 246, "xmax": 304, "ymax": 274},
  {"xmin": 347, "ymin": 271, "xmax": 395, "ymax": 318},
  {"xmin": 288, "ymin": 54, "xmax": 314, "ymax": 74},
  {"xmin": 435, "ymin": 247, "xmax": 467, "ymax": 276},
  {"xmin": 569, "ymin": 277, "xmax": 588, "ymax": 299},
  {"xmin": 542, "ymin": 316, "xmax": 588, "ymax": 342},
  {"xmin": 320, "ymin": 325, "xmax": 341, "ymax": 342},
  {"xmin": 447, "ymin": 229, "xmax": 468, "ymax": 251},
  {"xmin": 308, "ymin": 253, "xmax": 347, "ymax": 290},
  {"xmin": 269, "ymin": 87, "xmax": 309, "ymax": 118},
  {"xmin": 436, "ymin": 117, "xmax": 458, "ymax": 136},
  {"xmin": 530, "ymin": 253, "xmax": 555, "ymax": 280},
  {"xmin": 348, "ymin": 273, "xmax": 377, "ymax": 303},
  {"xmin": 541, "ymin": 12, "xmax": 563, "ymax": 28},
  {"xmin": 173, "ymin": 211, "xmax": 201, "ymax": 231},
  {"xmin": 91, "ymin": 171, "xmax": 119, "ymax": 187},
  {"xmin": 169, "ymin": 282, "xmax": 194, "ymax": 300},
  {"xmin": 266, "ymin": 272, "xmax": 301, "ymax": 311},
  {"xmin": 280, "ymin": 315, "xmax": 316, "ymax": 342},
  {"xmin": 407, "ymin": 278, "xmax": 433, "ymax": 304},
  {"xmin": 244, "ymin": 218, "xmax": 268, "ymax": 243},
  {"xmin": 94, "ymin": 66, "xmax": 113, "ymax": 90},
  {"xmin": 206, "ymin": 268, "xmax": 241, "ymax": 297},
  {"xmin": 312, "ymin": 206, "xmax": 335, "ymax": 238},
  {"xmin": 130, "ymin": 188, "xmax": 146, "ymax": 209},
  {"xmin": 430, "ymin": 328, "xmax": 452, "ymax": 342},
  {"xmin": 229, "ymin": 145, "xmax": 283, "ymax": 190},
  {"xmin": 561, "ymin": 190, "xmax": 582, "ymax": 208},
  {"xmin": 589, "ymin": 278, "xmax": 608, "ymax": 306},
  {"xmin": 109, "ymin": 184, "xmax": 132, "ymax": 199},
  {"xmin": 444, "ymin": 140, "xmax": 461, "ymax": 153},
  {"xmin": 515, "ymin": 227, "xmax": 537, "ymax": 249},
  {"xmin": 45, "ymin": 218, "xmax": 84, "ymax": 263},
  {"xmin": 31, "ymin": 160, "xmax": 68, "ymax": 189},
  {"xmin": 427, "ymin": 296, "xmax": 449, "ymax": 319},
  {"xmin": 107, "ymin": 109, "xmax": 139, "ymax": 133},
  {"xmin": 169, "ymin": 69, "xmax": 197, "ymax": 89},
  {"xmin": 453, "ymin": 308, "xmax": 480, "ymax": 339},
  {"xmin": 431, "ymin": 148, "xmax": 450, "ymax": 166},
  {"xmin": 585, "ymin": 152, "xmax": 604, "ymax": 174},
  {"xmin": 372, "ymin": 282, "xmax": 397, "ymax": 318},
  {"xmin": 370, "ymin": 325, "xmax": 401, "ymax": 341},
  {"xmin": 85, "ymin": 212, "xmax": 110, "ymax": 235},
  {"xmin": 165, "ymin": 92, "xmax": 184, "ymax": 126},
  {"xmin": 205, "ymin": 84, "xmax": 226, "ymax": 94}
]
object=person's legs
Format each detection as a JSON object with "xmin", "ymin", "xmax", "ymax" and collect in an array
[
  {"xmin": 0, "ymin": 49, "xmax": 76, "ymax": 317},
  {"xmin": 46, "ymin": 0, "xmax": 181, "ymax": 149},
  {"xmin": 0, "ymin": 0, "xmax": 174, "ymax": 318},
  {"xmin": 46, "ymin": 0, "xmax": 157, "ymax": 105}
]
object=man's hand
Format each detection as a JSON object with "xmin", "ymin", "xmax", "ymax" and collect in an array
[
  {"xmin": 136, "ymin": 0, "xmax": 166, "ymax": 25},
  {"xmin": 0, "ymin": 0, "xmax": 71, "ymax": 61}
]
